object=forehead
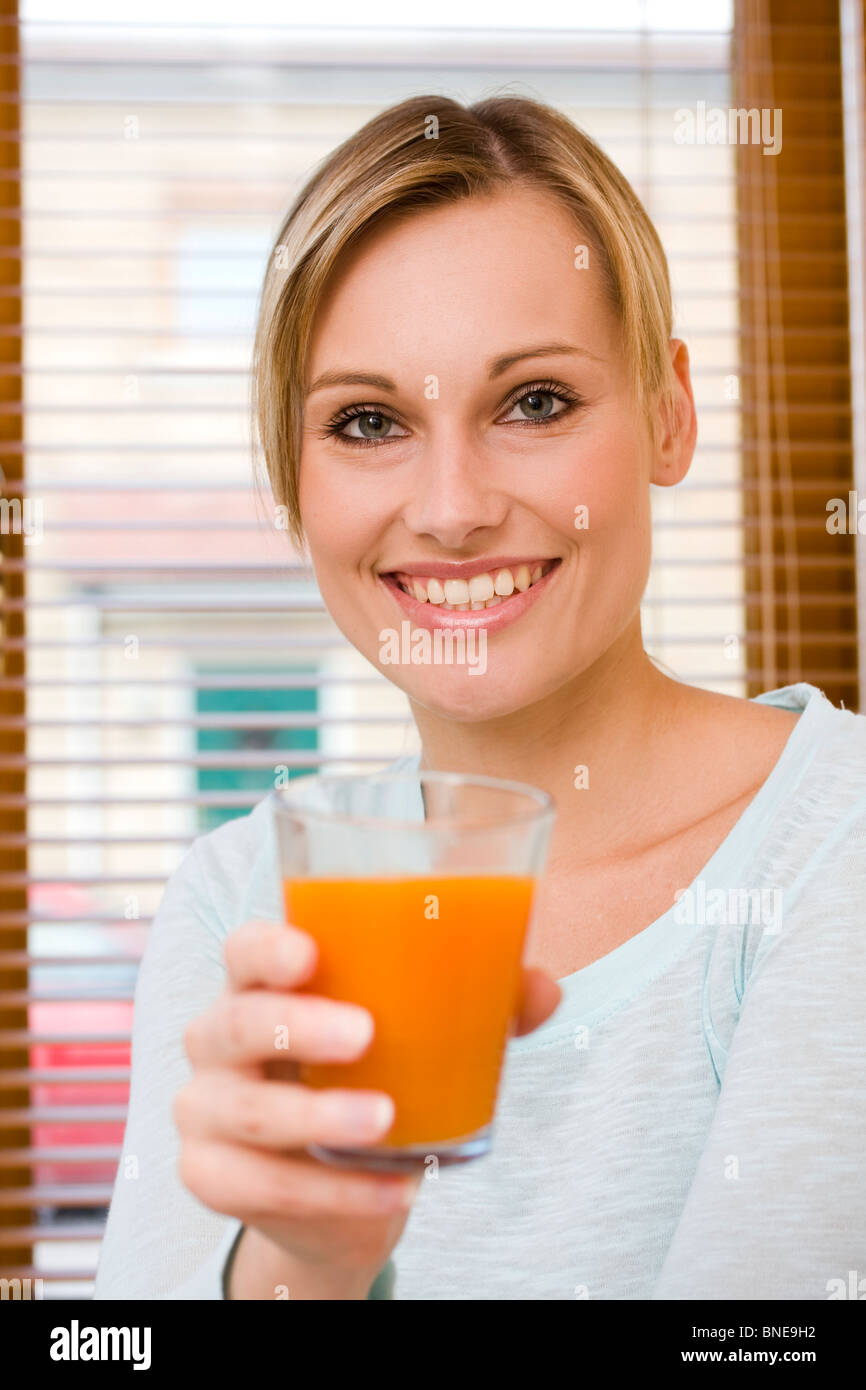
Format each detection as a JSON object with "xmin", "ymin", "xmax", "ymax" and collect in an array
[{"xmin": 307, "ymin": 187, "xmax": 620, "ymax": 374}]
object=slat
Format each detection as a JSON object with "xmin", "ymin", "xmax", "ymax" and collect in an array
[
  {"xmin": 0, "ymin": 794, "xmax": 293, "ymax": 807},
  {"xmin": 0, "ymin": 1187, "xmax": 114, "ymax": 1207},
  {"xmin": 0, "ymin": 1071, "xmax": 130, "ymax": 1085},
  {"xmin": 0, "ymin": 1108, "xmax": 127, "ymax": 1124},
  {"xmin": 0, "ymin": 1148, "xmax": 121, "ymax": 1163},
  {"xmin": 0, "ymin": 956, "xmax": 139, "ymax": 968},
  {"xmin": 0, "ymin": 714, "xmax": 410, "ymax": 730},
  {"xmin": 0, "ymin": 751, "xmax": 405, "ymax": 768},
  {"xmin": 0, "ymin": 675, "xmax": 386, "ymax": 687},
  {"xmin": 0, "ymin": 995, "xmax": 136, "ymax": 1006},
  {"xmin": 0, "ymin": 1224, "xmax": 104, "ymax": 1244},
  {"xmin": 0, "ymin": 835, "xmax": 194, "ymax": 845},
  {"xmin": 19, "ymin": 24, "xmax": 732, "ymax": 71},
  {"xmin": 0, "ymin": 1035, "xmax": 131, "ymax": 1046}
]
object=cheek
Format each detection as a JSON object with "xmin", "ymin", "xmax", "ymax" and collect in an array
[
  {"xmin": 556, "ymin": 429, "xmax": 654, "ymax": 639},
  {"xmin": 298, "ymin": 454, "xmax": 390, "ymax": 567},
  {"xmin": 547, "ymin": 420, "xmax": 651, "ymax": 554},
  {"xmin": 297, "ymin": 456, "xmax": 340, "ymax": 547},
  {"xmin": 298, "ymin": 471, "xmax": 386, "ymax": 654},
  {"xmin": 299, "ymin": 458, "xmax": 362, "ymax": 577}
]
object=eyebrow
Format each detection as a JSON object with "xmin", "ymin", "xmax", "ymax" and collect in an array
[{"xmin": 305, "ymin": 342, "xmax": 603, "ymax": 398}]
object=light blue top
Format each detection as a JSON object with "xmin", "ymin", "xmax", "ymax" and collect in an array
[{"xmin": 93, "ymin": 683, "xmax": 866, "ymax": 1300}]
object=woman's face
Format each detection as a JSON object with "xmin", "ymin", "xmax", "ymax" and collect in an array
[{"xmin": 299, "ymin": 186, "xmax": 678, "ymax": 722}]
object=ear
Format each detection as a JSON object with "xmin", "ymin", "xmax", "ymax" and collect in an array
[{"xmin": 650, "ymin": 338, "xmax": 697, "ymax": 487}]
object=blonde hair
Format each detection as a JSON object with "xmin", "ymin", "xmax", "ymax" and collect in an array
[{"xmin": 252, "ymin": 94, "xmax": 677, "ymax": 551}]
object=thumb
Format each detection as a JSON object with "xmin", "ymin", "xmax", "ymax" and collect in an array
[{"xmin": 513, "ymin": 966, "xmax": 562, "ymax": 1037}]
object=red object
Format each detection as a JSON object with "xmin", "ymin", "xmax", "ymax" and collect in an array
[
  {"xmin": 30, "ymin": 1000, "xmax": 133, "ymax": 1192},
  {"xmin": 27, "ymin": 885, "xmax": 137, "ymax": 1198}
]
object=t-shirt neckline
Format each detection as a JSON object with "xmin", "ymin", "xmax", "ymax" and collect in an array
[{"xmin": 507, "ymin": 681, "xmax": 833, "ymax": 1053}]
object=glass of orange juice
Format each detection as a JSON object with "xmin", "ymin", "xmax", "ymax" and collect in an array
[{"xmin": 271, "ymin": 770, "xmax": 556, "ymax": 1171}]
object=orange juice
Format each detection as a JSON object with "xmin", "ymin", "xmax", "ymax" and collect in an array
[{"xmin": 284, "ymin": 874, "xmax": 535, "ymax": 1147}]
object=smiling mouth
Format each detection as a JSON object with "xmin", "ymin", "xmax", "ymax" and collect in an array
[{"xmin": 385, "ymin": 559, "xmax": 559, "ymax": 612}]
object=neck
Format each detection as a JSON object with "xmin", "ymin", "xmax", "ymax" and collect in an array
[{"xmin": 410, "ymin": 621, "xmax": 691, "ymax": 871}]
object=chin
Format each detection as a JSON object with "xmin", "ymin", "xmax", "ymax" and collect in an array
[{"xmin": 395, "ymin": 666, "xmax": 564, "ymax": 725}]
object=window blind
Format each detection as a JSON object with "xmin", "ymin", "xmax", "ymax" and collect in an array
[
  {"xmin": 735, "ymin": 0, "xmax": 860, "ymax": 712},
  {"xmin": 2, "ymin": 1, "xmax": 856, "ymax": 1299},
  {"xmin": 0, "ymin": 0, "xmax": 28, "ymax": 1301}
]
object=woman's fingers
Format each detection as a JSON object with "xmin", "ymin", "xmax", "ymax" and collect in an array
[
  {"xmin": 183, "ymin": 989, "xmax": 375, "ymax": 1069},
  {"xmin": 218, "ymin": 923, "xmax": 561, "ymax": 1045},
  {"xmin": 175, "ymin": 1070, "xmax": 395, "ymax": 1151},
  {"xmin": 223, "ymin": 919, "xmax": 318, "ymax": 992},
  {"xmin": 202, "ymin": 921, "xmax": 559, "ymax": 1067},
  {"xmin": 178, "ymin": 1137, "xmax": 418, "ymax": 1223},
  {"xmin": 512, "ymin": 966, "xmax": 562, "ymax": 1036}
]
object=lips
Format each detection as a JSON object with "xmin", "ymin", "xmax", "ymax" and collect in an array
[
  {"xmin": 391, "ymin": 560, "xmax": 557, "ymax": 611},
  {"xmin": 379, "ymin": 558, "xmax": 561, "ymax": 632}
]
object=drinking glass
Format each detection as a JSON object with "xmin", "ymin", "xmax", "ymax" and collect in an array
[{"xmin": 271, "ymin": 770, "xmax": 555, "ymax": 1171}]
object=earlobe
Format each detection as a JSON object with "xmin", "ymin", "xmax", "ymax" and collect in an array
[
  {"xmin": 649, "ymin": 398, "xmax": 687, "ymax": 488},
  {"xmin": 650, "ymin": 340, "xmax": 697, "ymax": 488}
]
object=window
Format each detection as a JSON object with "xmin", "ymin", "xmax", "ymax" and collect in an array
[
  {"xmin": 1, "ymin": 0, "xmax": 858, "ymax": 1297},
  {"xmin": 194, "ymin": 668, "xmax": 319, "ymax": 835}
]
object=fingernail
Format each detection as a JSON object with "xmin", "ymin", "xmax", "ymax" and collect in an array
[
  {"xmin": 281, "ymin": 932, "xmax": 314, "ymax": 974},
  {"xmin": 328, "ymin": 1008, "xmax": 374, "ymax": 1054},
  {"xmin": 319, "ymin": 1092, "xmax": 394, "ymax": 1140}
]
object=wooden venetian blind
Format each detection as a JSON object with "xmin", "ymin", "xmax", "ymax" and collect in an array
[
  {"xmin": 735, "ymin": 0, "xmax": 860, "ymax": 711},
  {"xmin": 0, "ymin": 1, "xmax": 29, "ymax": 1282}
]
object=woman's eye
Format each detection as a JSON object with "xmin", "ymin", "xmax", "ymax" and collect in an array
[
  {"xmin": 503, "ymin": 390, "xmax": 568, "ymax": 423},
  {"xmin": 328, "ymin": 387, "xmax": 576, "ymax": 444},
  {"xmin": 340, "ymin": 411, "xmax": 408, "ymax": 441}
]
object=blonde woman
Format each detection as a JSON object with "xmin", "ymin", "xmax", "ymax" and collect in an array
[{"xmin": 94, "ymin": 95, "xmax": 866, "ymax": 1302}]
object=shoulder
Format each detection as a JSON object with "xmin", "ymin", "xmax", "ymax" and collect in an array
[
  {"xmin": 765, "ymin": 684, "xmax": 866, "ymax": 870},
  {"xmin": 784, "ymin": 683, "xmax": 866, "ymax": 812},
  {"xmin": 718, "ymin": 680, "xmax": 866, "ymax": 810},
  {"xmin": 704, "ymin": 684, "xmax": 866, "ymax": 958},
  {"xmin": 744, "ymin": 687, "xmax": 866, "ymax": 970}
]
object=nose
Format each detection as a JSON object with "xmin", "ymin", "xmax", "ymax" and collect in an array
[{"xmin": 401, "ymin": 425, "xmax": 510, "ymax": 549}]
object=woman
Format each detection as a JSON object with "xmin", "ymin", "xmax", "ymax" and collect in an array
[{"xmin": 94, "ymin": 94, "xmax": 866, "ymax": 1301}]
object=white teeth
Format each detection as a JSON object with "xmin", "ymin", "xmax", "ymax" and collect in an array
[
  {"xmin": 396, "ymin": 562, "xmax": 554, "ymax": 608},
  {"xmin": 468, "ymin": 572, "xmax": 495, "ymax": 602},
  {"xmin": 443, "ymin": 578, "xmax": 471, "ymax": 605}
]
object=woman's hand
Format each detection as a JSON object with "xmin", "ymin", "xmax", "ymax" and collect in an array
[{"xmin": 174, "ymin": 918, "xmax": 561, "ymax": 1299}]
